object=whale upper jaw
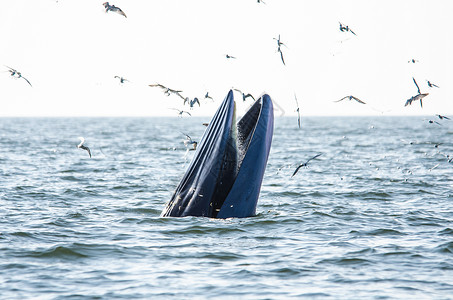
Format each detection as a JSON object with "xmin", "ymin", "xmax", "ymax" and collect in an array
[{"xmin": 161, "ymin": 89, "xmax": 274, "ymax": 218}]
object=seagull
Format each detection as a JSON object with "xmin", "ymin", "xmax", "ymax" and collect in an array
[
  {"xmin": 226, "ymin": 54, "xmax": 236, "ymax": 59},
  {"xmin": 294, "ymin": 93, "xmax": 301, "ymax": 128},
  {"xmin": 339, "ymin": 22, "xmax": 356, "ymax": 36},
  {"xmin": 5, "ymin": 66, "xmax": 32, "ymax": 87},
  {"xmin": 149, "ymin": 83, "xmax": 184, "ymax": 99},
  {"xmin": 404, "ymin": 77, "xmax": 429, "ymax": 108},
  {"xmin": 427, "ymin": 80, "xmax": 439, "ymax": 88},
  {"xmin": 257, "ymin": 0, "xmax": 266, "ymax": 4},
  {"xmin": 408, "ymin": 59, "xmax": 419, "ymax": 63},
  {"xmin": 181, "ymin": 133, "xmax": 198, "ymax": 151},
  {"xmin": 273, "ymin": 35, "xmax": 287, "ymax": 65},
  {"xmin": 233, "ymin": 88, "xmax": 255, "ymax": 101},
  {"xmin": 114, "ymin": 76, "xmax": 129, "ymax": 84},
  {"xmin": 77, "ymin": 137, "xmax": 91, "ymax": 158},
  {"xmin": 427, "ymin": 119, "xmax": 442, "ymax": 126},
  {"xmin": 184, "ymin": 97, "xmax": 200, "ymax": 108},
  {"xmin": 436, "ymin": 114, "xmax": 450, "ymax": 120},
  {"xmin": 335, "ymin": 95, "xmax": 366, "ymax": 104},
  {"xmin": 170, "ymin": 108, "xmax": 191, "ymax": 117},
  {"xmin": 103, "ymin": 2, "xmax": 127, "ymax": 18},
  {"xmin": 204, "ymin": 92, "xmax": 213, "ymax": 101},
  {"xmin": 291, "ymin": 154, "xmax": 322, "ymax": 177}
]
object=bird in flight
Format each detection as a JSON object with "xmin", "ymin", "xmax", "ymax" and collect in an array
[
  {"xmin": 77, "ymin": 137, "xmax": 91, "ymax": 158},
  {"xmin": 291, "ymin": 154, "xmax": 322, "ymax": 177},
  {"xmin": 427, "ymin": 80, "xmax": 439, "ymax": 88},
  {"xmin": 257, "ymin": 0, "xmax": 266, "ymax": 4},
  {"xmin": 184, "ymin": 97, "xmax": 200, "ymax": 108},
  {"xmin": 103, "ymin": 2, "xmax": 127, "ymax": 18},
  {"xmin": 170, "ymin": 108, "xmax": 191, "ymax": 117},
  {"xmin": 436, "ymin": 114, "xmax": 450, "ymax": 120},
  {"xmin": 5, "ymin": 66, "xmax": 32, "ymax": 87},
  {"xmin": 149, "ymin": 83, "xmax": 184, "ymax": 99},
  {"xmin": 181, "ymin": 133, "xmax": 198, "ymax": 151},
  {"xmin": 204, "ymin": 92, "xmax": 213, "ymax": 101},
  {"xmin": 405, "ymin": 77, "xmax": 429, "ymax": 108},
  {"xmin": 335, "ymin": 95, "xmax": 366, "ymax": 104},
  {"xmin": 233, "ymin": 88, "xmax": 255, "ymax": 102},
  {"xmin": 273, "ymin": 35, "xmax": 287, "ymax": 65},
  {"xmin": 339, "ymin": 22, "xmax": 356, "ymax": 36},
  {"xmin": 426, "ymin": 119, "xmax": 442, "ymax": 126},
  {"xmin": 408, "ymin": 59, "xmax": 419, "ymax": 64},
  {"xmin": 114, "ymin": 76, "xmax": 129, "ymax": 84},
  {"xmin": 294, "ymin": 93, "xmax": 301, "ymax": 128},
  {"xmin": 226, "ymin": 54, "xmax": 236, "ymax": 59}
]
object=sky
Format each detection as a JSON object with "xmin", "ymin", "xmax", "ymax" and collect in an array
[{"xmin": 1, "ymin": 0, "xmax": 452, "ymax": 117}]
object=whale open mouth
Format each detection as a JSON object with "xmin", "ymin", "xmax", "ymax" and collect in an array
[{"xmin": 161, "ymin": 90, "xmax": 274, "ymax": 218}]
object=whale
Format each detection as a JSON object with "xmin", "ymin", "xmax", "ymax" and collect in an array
[{"xmin": 161, "ymin": 90, "xmax": 274, "ymax": 218}]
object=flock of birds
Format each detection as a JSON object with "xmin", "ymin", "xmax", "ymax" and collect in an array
[{"xmin": 4, "ymin": 1, "xmax": 452, "ymax": 178}]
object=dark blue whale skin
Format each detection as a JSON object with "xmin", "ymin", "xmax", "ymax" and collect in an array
[{"xmin": 161, "ymin": 90, "xmax": 274, "ymax": 218}]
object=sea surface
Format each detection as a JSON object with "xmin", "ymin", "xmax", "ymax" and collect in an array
[{"xmin": 1, "ymin": 115, "xmax": 452, "ymax": 299}]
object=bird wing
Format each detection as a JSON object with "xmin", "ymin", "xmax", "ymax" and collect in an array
[
  {"xmin": 404, "ymin": 97, "xmax": 413, "ymax": 107},
  {"xmin": 297, "ymin": 111, "xmax": 300, "ymax": 128},
  {"xmin": 305, "ymin": 153, "xmax": 322, "ymax": 164},
  {"xmin": 183, "ymin": 111, "xmax": 192, "ymax": 116},
  {"xmin": 112, "ymin": 6, "xmax": 127, "ymax": 17},
  {"xmin": 233, "ymin": 88, "xmax": 242, "ymax": 94},
  {"xmin": 413, "ymin": 77, "xmax": 421, "ymax": 94},
  {"xmin": 291, "ymin": 165, "xmax": 303, "ymax": 178},
  {"xmin": 334, "ymin": 96, "xmax": 348, "ymax": 102},
  {"xmin": 279, "ymin": 48, "xmax": 286, "ymax": 65},
  {"xmin": 351, "ymin": 96, "xmax": 366, "ymax": 104},
  {"xmin": 181, "ymin": 132, "xmax": 192, "ymax": 141},
  {"xmin": 244, "ymin": 94, "xmax": 255, "ymax": 101},
  {"xmin": 174, "ymin": 92, "xmax": 185, "ymax": 100},
  {"xmin": 349, "ymin": 28, "xmax": 357, "ymax": 36},
  {"xmin": 85, "ymin": 146, "xmax": 92, "ymax": 158},
  {"xmin": 21, "ymin": 76, "xmax": 32, "ymax": 87},
  {"xmin": 194, "ymin": 98, "xmax": 200, "ymax": 106},
  {"xmin": 5, "ymin": 65, "xmax": 16, "ymax": 72},
  {"xmin": 149, "ymin": 83, "xmax": 167, "ymax": 90}
]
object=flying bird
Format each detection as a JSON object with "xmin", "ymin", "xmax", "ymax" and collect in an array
[
  {"xmin": 149, "ymin": 83, "xmax": 184, "ymax": 99},
  {"xmin": 184, "ymin": 97, "xmax": 200, "ymax": 108},
  {"xmin": 170, "ymin": 108, "xmax": 191, "ymax": 117},
  {"xmin": 274, "ymin": 35, "xmax": 287, "ymax": 65},
  {"xmin": 436, "ymin": 114, "xmax": 450, "ymax": 120},
  {"xmin": 114, "ymin": 76, "xmax": 129, "ymax": 84},
  {"xmin": 405, "ymin": 77, "xmax": 429, "ymax": 108},
  {"xmin": 294, "ymin": 93, "xmax": 301, "ymax": 128},
  {"xmin": 204, "ymin": 92, "xmax": 213, "ymax": 101},
  {"xmin": 339, "ymin": 22, "xmax": 356, "ymax": 36},
  {"xmin": 335, "ymin": 95, "xmax": 366, "ymax": 104},
  {"xmin": 181, "ymin": 133, "xmax": 198, "ymax": 151},
  {"xmin": 233, "ymin": 88, "xmax": 255, "ymax": 102},
  {"xmin": 226, "ymin": 54, "xmax": 236, "ymax": 59},
  {"xmin": 77, "ymin": 137, "xmax": 91, "ymax": 158},
  {"xmin": 291, "ymin": 154, "xmax": 322, "ymax": 177},
  {"xmin": 103, "ymin": 2, "xmax": 127, "ymax": 18},
  {"xmin": 427, "ymin": 80, "xmax": 439, "ymax": 88},
  {"xmin": 427, "ymin": 119, "xmax": 442, "ymax": 126},
  {"xmin": 408, "ymin": 59, "xmax": 419, "ymax": 63},
  {"xmin": 257, "ymin": 0, "xmax": 266, "ymax": 4},
  {"xmin": 5, "ymin": 66, "xmax": 32, "ymax": 87}
]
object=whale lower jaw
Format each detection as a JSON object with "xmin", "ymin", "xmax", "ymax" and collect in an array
[{"xmin": 161, "ymin": 89, "xmax": 274, "ymax": 218}]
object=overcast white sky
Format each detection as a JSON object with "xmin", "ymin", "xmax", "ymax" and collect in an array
[{"xmin": 1, "ymin": 0, "xmax": 452, "ymax": 117}]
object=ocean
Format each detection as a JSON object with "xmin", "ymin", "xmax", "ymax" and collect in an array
[{"xmin": 1, "ymin": 116, "xmax": 452, "ymax": 299}]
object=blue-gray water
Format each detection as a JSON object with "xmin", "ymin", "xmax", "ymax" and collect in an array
[{"xmin": 1, "ymin": 116, "xmax": 452, "ymax": 299}]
